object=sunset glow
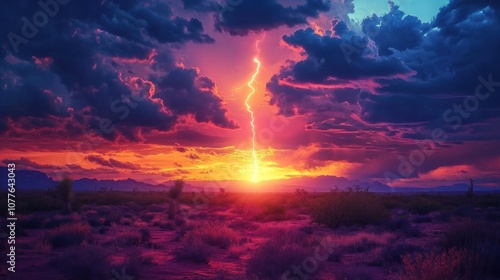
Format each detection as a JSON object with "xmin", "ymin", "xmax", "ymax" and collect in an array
[{"xmin": 0, "ymin": 0, "xmax": 498, "ymax": 190}]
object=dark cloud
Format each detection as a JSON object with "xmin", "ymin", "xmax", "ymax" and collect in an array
[
  {"xmin": 147, "ymin": 129, "xmax": 232, "ymax": 148},
  {"xmin": 1, "ymin": 157, "xmax": 90, "ymax": 175},
  {"xmin": 154, "ymin": 67, "xmax": 239, "ymax": 129},
  {"xmin": 330, "ymin": 88, "xmax": 360, "ymax": 105},
  {"xmin": 360, "ymin": 0, "xmax": 500, "ymax": 126},
  {"xmin": 182, "ymin": 0, "xmax": 215, "ymax": 12},
  {"xmin": 262, "ymin": 0, "xmax": 500, "ymax": 184},
  {"xmin": 266, "ymin": 22, "xmax": 411, "ymax": 121},
  {"xmin": 187, "ymin": 153, "xmax": 201, "ymax": 160},
  {"xmin": 361, "ymin": 2, "xmax": 427, "ymax": 56},
  {"xmin": 86, "ymin": 155, "xmax": 139, "ymax": 170},
  {"xmin": 308, "ymin": 148, "xmax": 380, "ymax": 163},
  {"xmin": 267, "ymin": 75, "xmax": 324, "ymax": 117},
  {"xmin": 433, "ymin": 0, "xmax": 500, "ymax": 36},
  {"xmin": 0, "ymin": 0, "xmax": 238, "ymax": 141},
  {"xmin": 174, "ymin": 143, "xmax": 187, "ymax": 153},
  {"xmin": 280, "ymin": 27, "xmax": 412, "ymax": 83},
  {"xmin": 268, "ymin": 0, "xmax": 500, "ymax": 137},
  {"xmin": 2, "ymin": 157, "xmax": 53, "ymax": 170},
  {"xmin": 214, "ymin": 0, "xmax": 329, "ymax": 36}
]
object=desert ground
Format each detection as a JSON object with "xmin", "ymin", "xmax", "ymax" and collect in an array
[{"xmin": 2, "ymin": 185, "xmax": 500, "ymax": 280}]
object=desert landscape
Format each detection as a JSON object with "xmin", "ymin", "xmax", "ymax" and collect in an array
[{"xmin": 2, "ymin": 180, "xmax": 499, "ymax": 279}]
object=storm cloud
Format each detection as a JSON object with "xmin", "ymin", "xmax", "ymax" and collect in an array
[
  {"xmin": 214, "ymin": 0, "xmax": 330, "ymax": 35},
  {"xmin": 0, "ymin": 0, "xmax": 237, "ymax": 141}
]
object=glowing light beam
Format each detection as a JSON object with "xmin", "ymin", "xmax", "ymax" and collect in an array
[{"xmin": 246, "ymin": 56, "xmax": 261, "ymax": 182}]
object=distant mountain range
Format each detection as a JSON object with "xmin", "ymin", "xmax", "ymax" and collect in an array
[
  {"xmin": 1, "ymin": 167, "xmax": 499, "ymax": 193},
  {"xmin": 0, "ymin": 167, "xmax": 168, "ymax": 192},
  {"xmin": 188, "ymin": 176, "xmax": 499, "ymax": 193}
]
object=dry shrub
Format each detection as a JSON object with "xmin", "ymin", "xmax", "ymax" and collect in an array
[
  {"xmin": 253, "ymin": 202, "xmax": 287, "ymax": 221},
  {"xmin": 309, "ymin": 187, "xmax": 388, "ymax": 228},
  {"xmin": 394, "ymin": 248, "xmax": 467, "ymax": 280},
  {"xmin": 336, "ymin": 232, "xmax": 396, "ymax": 253},
  {"xmin": 246, "ymin": 229, "xmax": 315, "ymax": 279},
  {"xmin": 45, "ymin": 223, "xmax": 91, "ymax": 248},
  {"xmin": 183, "ymin": 222, "xmax": 239, "ymax": 249}
]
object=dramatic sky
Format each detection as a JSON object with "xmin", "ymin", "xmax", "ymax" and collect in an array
[{"xmin": 1, "ymin": 0, "xmax": 499, "ymax": 187}]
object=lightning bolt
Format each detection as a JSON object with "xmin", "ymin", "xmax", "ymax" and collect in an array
[{"xmin": 245, "ymin": 46, "xmax": 262, "ymax": 182}]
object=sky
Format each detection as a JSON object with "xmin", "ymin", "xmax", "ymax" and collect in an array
[{"xmin": 1, "ymin": 0, "xmax": 499, "ymax": 188}]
